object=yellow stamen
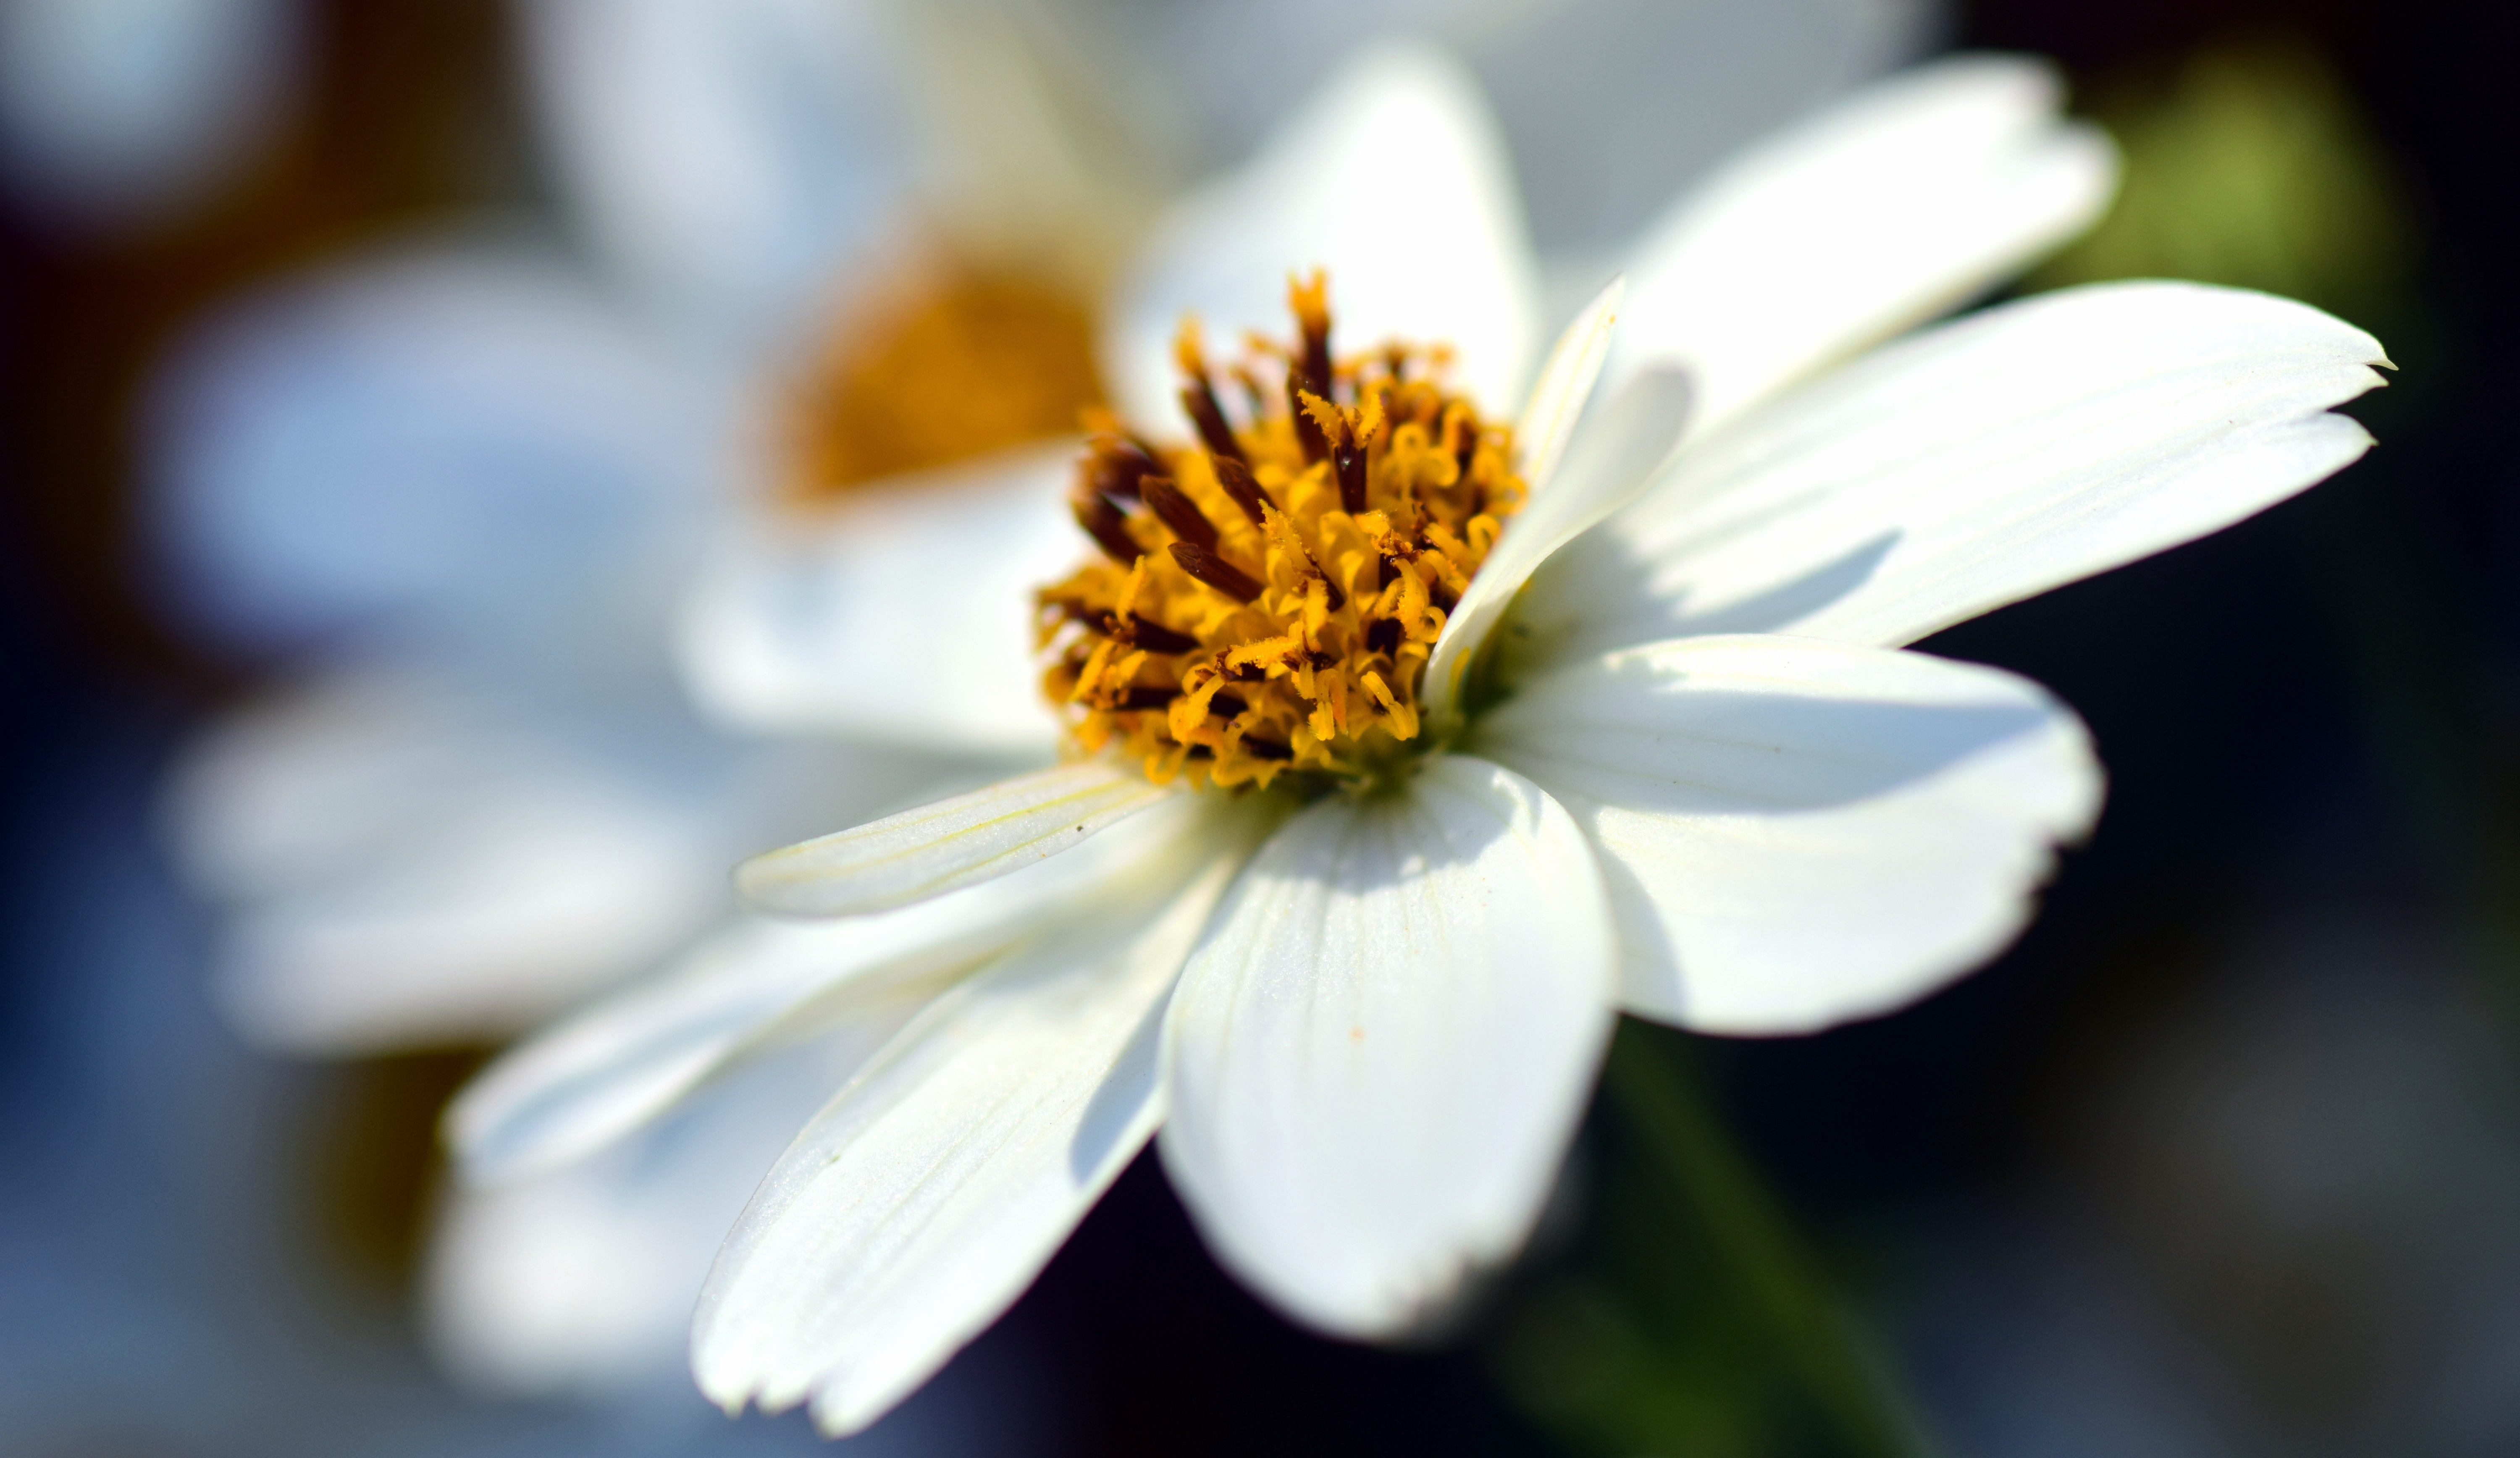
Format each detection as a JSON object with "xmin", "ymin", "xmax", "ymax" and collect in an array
[
  {"xmin": 1173, "ymin": 316, "xmax": 1210, "ymax": 379},
  {"xmin": 1034, "ymin": 273, "xmax": 1526, "ymax": 793}
]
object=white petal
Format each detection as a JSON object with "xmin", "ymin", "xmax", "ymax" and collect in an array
[
  {"xmin": 427, "ymin": 1023, "xmax": 892, "ymax": 1397},
  {"xmin": 166, "ymin": 664, "xmax": 471, "ymax": 904},
  {"xmin": 1478, "ymin": 634, "xmax": 2101, "ymax": 1035},
  {"xmin": 140, "ymin": 237, "xmax": 735, "ymax": 652},
  {"xmin": 738, "ymin": 760, "xmax": 1176, "ymax": 918},
  {"xmin": 1605, "ymin": 53, "xmax": 2117, "ymax": 435},
  {"xmin": 450, "ymin": 918, "xmax": 989, "ymax": 1187},
  {"xmin": 694, "ymin": 802, "xmax": 1263, "ymax": 1436},
  {"xmin": 176, "ymin": 644, "xmax": 981, "ymax": 1057},
  {"xmin": 179, "ymin": 674, "xmax": 731, "ymax": 1052},
  {"xmin": 1463, "ymin": 0, "xmax": 1940, "ymax": 251},
  {"xmin": 1513, "ymin": 274, "xmax": 1624, "ymax": 496},
  {"xmin": 520, "ymin": 0, "xmax": 908, "ymax": 333},
  {"xmin": 1105, "ymin": 40, "xmax": 1540, "ymax": 430},
  {"xmin": 1422, "ymin": 366, "xmax": 1691, "ymax": 723},
  {"xmin": 451, "ymin": 795, "xmax": 1218, "ymax": 1182},
  {"xmin": 1529, "ymin": 282, "xmax": 2389, "ymax": 661},
  {"xmin": 1160, "ymin": 755, "xmax": 1614, "ymax": 1336},
  {"xmin": 208, "ymin": 780, "xmax": 719, "ymax": 1052},
  {"xmin": 675, "ymin": 441, "xmax": 1076, "ymax": 753}
]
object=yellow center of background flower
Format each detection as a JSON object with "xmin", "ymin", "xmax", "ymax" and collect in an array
[
  {"xmin": 787, "ymin": 261, "xmax": 1105, "ymax": 495},
  {"xmin": 1037, "ymin": 272, "xmax": 1526, "ymax": 792}
]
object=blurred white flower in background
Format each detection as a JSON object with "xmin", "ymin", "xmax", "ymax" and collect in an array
[
  {"xmin": 0, "ymin": 714, "xmax": 1022, "ymax": 1454},
  {"xmin": 0, "ymin": 0, "xmax": 307, "ymax": 231},
  {"xmin": 152, "ymin": 0, "xmax": 1066, "ymax": 1404},
  {"xmin": 447, "ymin": 40, "xmax": 2385, "ymax": 1436},
  {"xmin": 147, "ymin": 0, "xmax": 1948, "ymax": 1410}
]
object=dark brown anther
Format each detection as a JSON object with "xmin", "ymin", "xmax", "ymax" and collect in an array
[
  {"xmin": 1170, "ymin": 542, "xmax": 1263, "ymax": 603},
  {"xmin": 1288, "ymin": 370, "xmax": 1330, "ymax": 464},
  {"xmin": 1212, "ymin": 455, "xmax": 1273, "ymax": 525},
  {"xmin": 1365, "ymin": 617, "xmax": 1403, "ymax": 655},
  {"xmin": 1179, "ymin": 382, "xmax": 1247, "ymax": 465},
  {"xmin": 1307, "ymin": 650, "xmax": 1337, "ymax": 669},
  {"xmin": 1090, "ymin": 440, "xmax": 1156, "ymax": 500},
  {"xmin": 1454, "ymin": 418, "xmax": 1479, "ymax": 486},
  {"xmin": 1126, "ymin": 614, "xmax": 1197, "ymax": 653},
  {"xmin": 1232, "ymin": 365, "xmax": 1270, "ymax": 418},
  {"xmin": 1210, "ymin": 691, "xmax": 1248, "ymax": 719},
  {"xmin": 1072, "ymin": 490, "xmax": 1139, "ymax": 564},
  {"xmin": 1241, "ymin": 736, "xmax": 1295, "ymax": 761},
  {"xmin": 1334, "ymin": 437, "xmax": 1368, "ymax": 514},
  {"xmin": 1114, "ymin": 686, "xmax": 1181, "ymax": 711},
  {"xmin": 1300, "ymin": 316, "xmax": 1333, "ymax": 412},
  {"xmin": 1142, "ymin": 475, "xmax": 1219, "ymax": 551}
]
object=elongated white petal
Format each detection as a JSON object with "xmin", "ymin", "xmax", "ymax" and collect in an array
[
  {"xmin": 168, "ymin": 665, "xmax": 475, "ymax": 904},
  {"xmin": 451, "ymin": 795, "xmax": 1216, "ymax": 1183},
  {"xmin": 210, "ymin": 785, "xmax": 718, "ymax": 1052},
  {"xmin": 428, "ymin": 1025, "xmax": 890, "ymax": 1397},
  {"xmin": 450, "ymin": 918, "xmax": 993, "ymax": 1187},
  {"xmin": 695, "ymin": 802, "xmax": 1263, "ymax": 1436},
  {"xmin": 173, "ymin": 654, "xmax": 953, "ymax": 1054},
  {"xmin": 1606, "ymin": 53, "xmax": 2117, "ymax": 434},
  {"xmin": 1530, "ymin": 282, "xmax": 2389, "ymax": 661},
  {"xmin": 1422, "ymin": 366, "xmax": 1690, "ymax": 722},
  {"xmin": 1105, "ymin": 40, "xmax": 1540, "ymax": 428},
  {"xmin": 144, "ymin": 239, "xmax": 733, "ymax": 651},
  {"xmin": 738, "ymin": 760, "xmax": 1175, "ymax": 917},
  {"xmin": 677, "ymin": 440, "xmax": 1076, "ymax": 753},
  {"xmin": 1514, "ymin": 274, "xmax": 1623, "ymax": 496},
  {"xmin": 1479, "ymin": 635, "xmax": 2100, "ymax": 1035},
  {"xmin": 1161, "ymin": 755, "xmax": 1614, "ymax": 1336},
  {"xmin": 178, "ymin": 673, "xmax": 730, "ymax": 1052}
]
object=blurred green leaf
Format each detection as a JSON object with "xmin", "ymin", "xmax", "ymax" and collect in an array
[
  {"xmin": 1488, "ymin": 1023, "xmax": 1933, "ymax": 1458},
  {"xmin": 2035, "ymin": 32, "xmax": 2415, "ymax": 322}
]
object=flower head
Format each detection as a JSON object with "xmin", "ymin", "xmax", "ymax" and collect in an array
[
  {"xmin": 453, "ymin": 42, "xmax": 2389, "ymax": 1436},
  {"xmin": 1043, "ymin": 274, "xmax": 1529, "ymax": 790}
]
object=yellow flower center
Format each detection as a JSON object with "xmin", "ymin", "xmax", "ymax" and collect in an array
[
  {"xmin": 786, "ymin": 260, "xmax": 1104, "ymax": 497},
  {"xmin": 1036, "ymin": 271, "xmax": 1526, "ymax": 793}
]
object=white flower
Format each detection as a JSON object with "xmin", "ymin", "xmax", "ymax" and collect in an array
[
  {"xmin": 148, "ymin": 2, "xmax": 1058, "ymax": 1400},
  {"xmin": 452, "ymin": 41, "xmax": 2384, "ymax": 1436},
  {"xmin": 158, "ymin": 0, "xmax": 1889, "ymax": 1405}
]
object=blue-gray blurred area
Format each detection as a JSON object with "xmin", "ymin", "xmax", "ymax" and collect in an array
[
  {"xmin": 0, "ymin": 4, "xmax": 1045, "ymax": 1454},
  {"xmin": 5, "ymin": 0, "xmax": 2520, "ymax": 1455},
  {"xmin": 0, "ymin": 561, "xmax": 1042, "ymax": 1458},
  {"xmin": 0, "ymin": 0, "xmax": 310, "ymax": 235}
]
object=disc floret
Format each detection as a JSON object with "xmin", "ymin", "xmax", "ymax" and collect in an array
[{"xmin": 1037, "ymin": 273, "xmax": 1526, "ymax": 793}]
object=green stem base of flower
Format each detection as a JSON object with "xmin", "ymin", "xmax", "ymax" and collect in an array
[
  {"xmin": 1601, "ymin": 1023, "xmax": 1938, "ymax": 1458},
  {"xmin": 1486, "ymin": 1020, "xmax": 1940, "ymax": 1458}
]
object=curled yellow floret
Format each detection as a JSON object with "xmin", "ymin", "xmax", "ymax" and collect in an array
[{"xmin": 1036, "ymin": 271, "xmax": 1525, "ymax": 792}]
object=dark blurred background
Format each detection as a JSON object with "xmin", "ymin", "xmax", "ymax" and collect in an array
[{"xmin": 5, "ymin": 0, "xmax": 2517, "ymax": 1454}]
